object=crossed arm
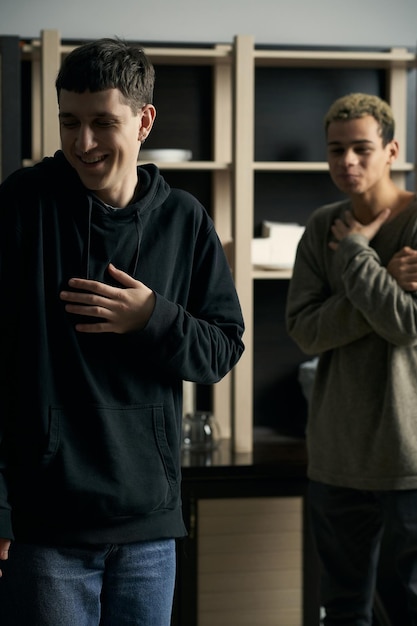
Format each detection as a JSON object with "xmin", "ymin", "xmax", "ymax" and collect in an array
[{"xmin": 330, "ymin": 208, "xmax": 417, "ymax": 292}]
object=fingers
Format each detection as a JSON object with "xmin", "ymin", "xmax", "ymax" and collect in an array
[
  {"xmin": 387, "ymin": 245, "xmax": 417, "ymax": 291},
  {"xmin": 0, "ymin": 539, "xmax": 11, "ymax": 558},
  {"xmin": 0, "ymin": 540, "xmax": 11, "ymax": 576},
  {"xmin": 330, "ymin": 217, "xmax": 348, "ymax": 241},
  {"xmin": 60, "ymin": 265, "xmax": 139, "ymax": 303},
  {"xmin": 330, "ymin": 208, "xmax": 392, "ymax": 249},
  {"xmin": 107, "ymin": 263, "xmax": 139, "ymax": 287},
  {"xmin": 375, "ymin": 207, "xmax": 391, "ymax": 226},
  {"xmin": 389, "ymin": 247, "xmax": 417, "ymax": 268},
  {"xmin": 0, "ymin": 548, "xmax": 9, "ymax": 561},
  {"xmin": 343, "ymin": 210, "xmax": 355, "ymax": 226},
  {"xmin": 74, "ymin": 321, "xmax": 112, "ymax": 333},
  {"xmin": 59, "ymin": 266, "xmax": 153, "ymax": 334},
  {"xmin": 64, "ymin": 277, "xmax": 115, "ymax": 297},
  {"xmin": 395, "ymin": 246, "xmax": 417, "ymax": 258}
]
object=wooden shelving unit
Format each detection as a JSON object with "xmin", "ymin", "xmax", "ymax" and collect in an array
[
  {"xmin": 232, "ymin": 34, "xmax": 417, "ymax": 452},
  {"xmin": 10, "ymin": 30, "xmax": 417, "ymax": 454}
]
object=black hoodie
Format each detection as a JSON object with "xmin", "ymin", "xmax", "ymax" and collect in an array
[{"xmin": 0, "ymin": 151, "xmax": 244, "ymax": 544}]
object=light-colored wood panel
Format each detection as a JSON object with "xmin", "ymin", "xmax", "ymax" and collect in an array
[
  {"xmin": 137, "ymin": 160, "xmax": 230, "ymax": 169},
  {"xmin": 199, "ymin": 534, "xmax": 302, "ymax": 555},
  {"xmin": 254, "ymin": 47, "xmax": 415, "ymax": 67},
  {"xmin": 199, "ymin": 495, "xmax": 302, "ymax": 514},
  {"xmin": 208, "ymin": 45, "xmax": 233, "ymax": 440},
  {"xmin": 199, "ymin": 514, "xmax": 302, "ymax": 534},
  {"xmin": 232, "ymin": 34, "xmax": 255, "ymax": 453},
  {"xmin": 23, "ymin": 41, "xmax": 233, "ymax": 64},
  {"xmin": 199, "ymin": 609, "xmax": 301, "ymax": 626},
  {"xmin": 199, "ymin": 569, "xmax": 301, "ymax": 591},
  {"xmin": 40, "ymin": 30, "xmax": 60, "ymax": 157},
  {"xmin": 253, "ymin": 160, "xmax": 414, "ymax": 171},
  {"xmin": 199, "ymin": 588, "xmax": 301, "ymax": 611},
  {"xmin": 198, "ymin": 497, "xmax": 303, "ymax": 624},
  {"xmin": 199, "ymin": 548, "xmax": 302, "ymax": 574}
]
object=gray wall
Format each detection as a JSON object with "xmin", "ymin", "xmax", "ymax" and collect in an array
[{"xmin": 1, "ymin": 0, "xmax": 417, "ymax": 48}]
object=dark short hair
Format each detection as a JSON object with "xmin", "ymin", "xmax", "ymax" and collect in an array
[
  {"xmin": 55, "ymin": 38, "xmax": 155, "ymax": 114},
  {"xmin": 324, "ymin": 92, "xmax": 395, "ymax": 145}
]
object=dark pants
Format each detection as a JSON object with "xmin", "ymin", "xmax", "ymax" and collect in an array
[{"xmin": 308, "ymin": 480, "xmax": 417, "ymax": 626}]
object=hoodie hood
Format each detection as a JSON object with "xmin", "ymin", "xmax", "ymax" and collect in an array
[
  {"xmin": 35, "ymin": 151, "xmax": 171, "ymax": 282},
  {"xmin": 36, "ymin": 150, "xmax": 171, "ymax": 216}
]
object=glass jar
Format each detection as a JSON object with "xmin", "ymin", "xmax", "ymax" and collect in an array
[{"xmin": 181, "ymin": 411, "xmax": 221, "ymax": 452}]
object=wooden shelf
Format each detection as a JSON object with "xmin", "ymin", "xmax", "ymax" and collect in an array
[
  {"xmin": 138, "ymin": 160, "xmax": 231, "ymax": 170},
  {"xmin": 253, "ymin": 160, "xmax": 415, "ymax": 172},
  {"xmin": 22, "ymin": 41, "xmax": 233, "ymax": 65},
  {"xmin": 253, "ymin": 47, "xmax": 416, "ymax": 68}
]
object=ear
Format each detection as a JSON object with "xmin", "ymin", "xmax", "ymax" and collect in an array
[
  {"xmin": 138, "ymin": 104, "xmax": 156, "ymax": 143},
  {"xmin": 387, "ymin": 139, "xmax": 400, "ymax": 164}
]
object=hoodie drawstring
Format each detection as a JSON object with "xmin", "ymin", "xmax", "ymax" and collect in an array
[
  {"xmin": 85, "ymin": 197, "xmax": 142, "ymax": 280},
  {"xmin": 86, "ymin": 197, "xmax": 92, "ymax": 279}
]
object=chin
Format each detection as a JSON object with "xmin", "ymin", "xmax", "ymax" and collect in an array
[{"xmin": 77, "ymin": 170, "xmax": 107, "ymax": 190}]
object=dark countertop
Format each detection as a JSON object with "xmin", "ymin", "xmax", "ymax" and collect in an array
[{"xmin": 180, "ymin": 428, "xmax": 308, "ymax": 484}]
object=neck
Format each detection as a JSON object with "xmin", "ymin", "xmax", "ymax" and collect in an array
[
  {"xmin": 350, "ymin": 180, "xmax": 414, "ymax": 224},
  {"xmin": 94, "ymin": 177, "xmax": 139, "ymax": 209}
]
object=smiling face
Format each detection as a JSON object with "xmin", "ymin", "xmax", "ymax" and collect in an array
[
  {"xmin": 58, "ymin": 88, "xmax": 155, "ymax": 207},
  {"xmin": 326, "ymin": 115, "xmax": 398, "ymax": 198}
]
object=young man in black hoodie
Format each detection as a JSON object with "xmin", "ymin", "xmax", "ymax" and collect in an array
[{"xmin": 0, "ymin": 38, "xmax": 244, "ymax": 625}]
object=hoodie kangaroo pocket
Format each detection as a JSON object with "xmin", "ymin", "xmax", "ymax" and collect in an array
[{"xmin": 42, "ymin": 404, "xmax": 178, "ymax": 519}]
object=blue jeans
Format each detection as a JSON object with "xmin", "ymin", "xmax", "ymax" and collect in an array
[
  {"xmin": 309, "ymin": 481, "xmax": 417, "ymax": 625},
  {"xmin": 0, "ymin": 538, "xmax": 176, "ymax": 626}
]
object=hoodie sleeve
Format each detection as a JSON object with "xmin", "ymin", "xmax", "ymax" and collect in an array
[{"xmin": 139, "ymin": 218, "xmax": 245, "ymax": 384}]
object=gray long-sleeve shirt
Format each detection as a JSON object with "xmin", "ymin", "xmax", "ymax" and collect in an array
[{"xmin": 286, "ymin": 196, "xmax": 417, "ymax": 490}]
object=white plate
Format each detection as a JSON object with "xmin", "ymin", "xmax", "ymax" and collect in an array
[
  {"xmin": 253, "ymin": 263, "xmax": 294, "ymax": 270},
  {"xmin": 139, "ymin": 149, "xmax": 192, "ymax": 162}
]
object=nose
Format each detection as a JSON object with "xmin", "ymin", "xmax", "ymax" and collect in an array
[
  {"xmin": 75, "ymin": 124, "xmax": 97, "ymax": 154},
  {"xmin": 341, "ymin": 148, "xmax": 358, "ymax": 167}
]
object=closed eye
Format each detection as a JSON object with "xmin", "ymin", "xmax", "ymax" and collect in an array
[
  {"xmin": 94, "ymin": 119, "xmax": 117, "ymax": 127},
  {"xmin": 60, "ymin": 120, "xmax": 79, "ymax": 129},
  {"xmin": 355, "ymin": 147, "xmax": 373, "ymax": 154}
]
